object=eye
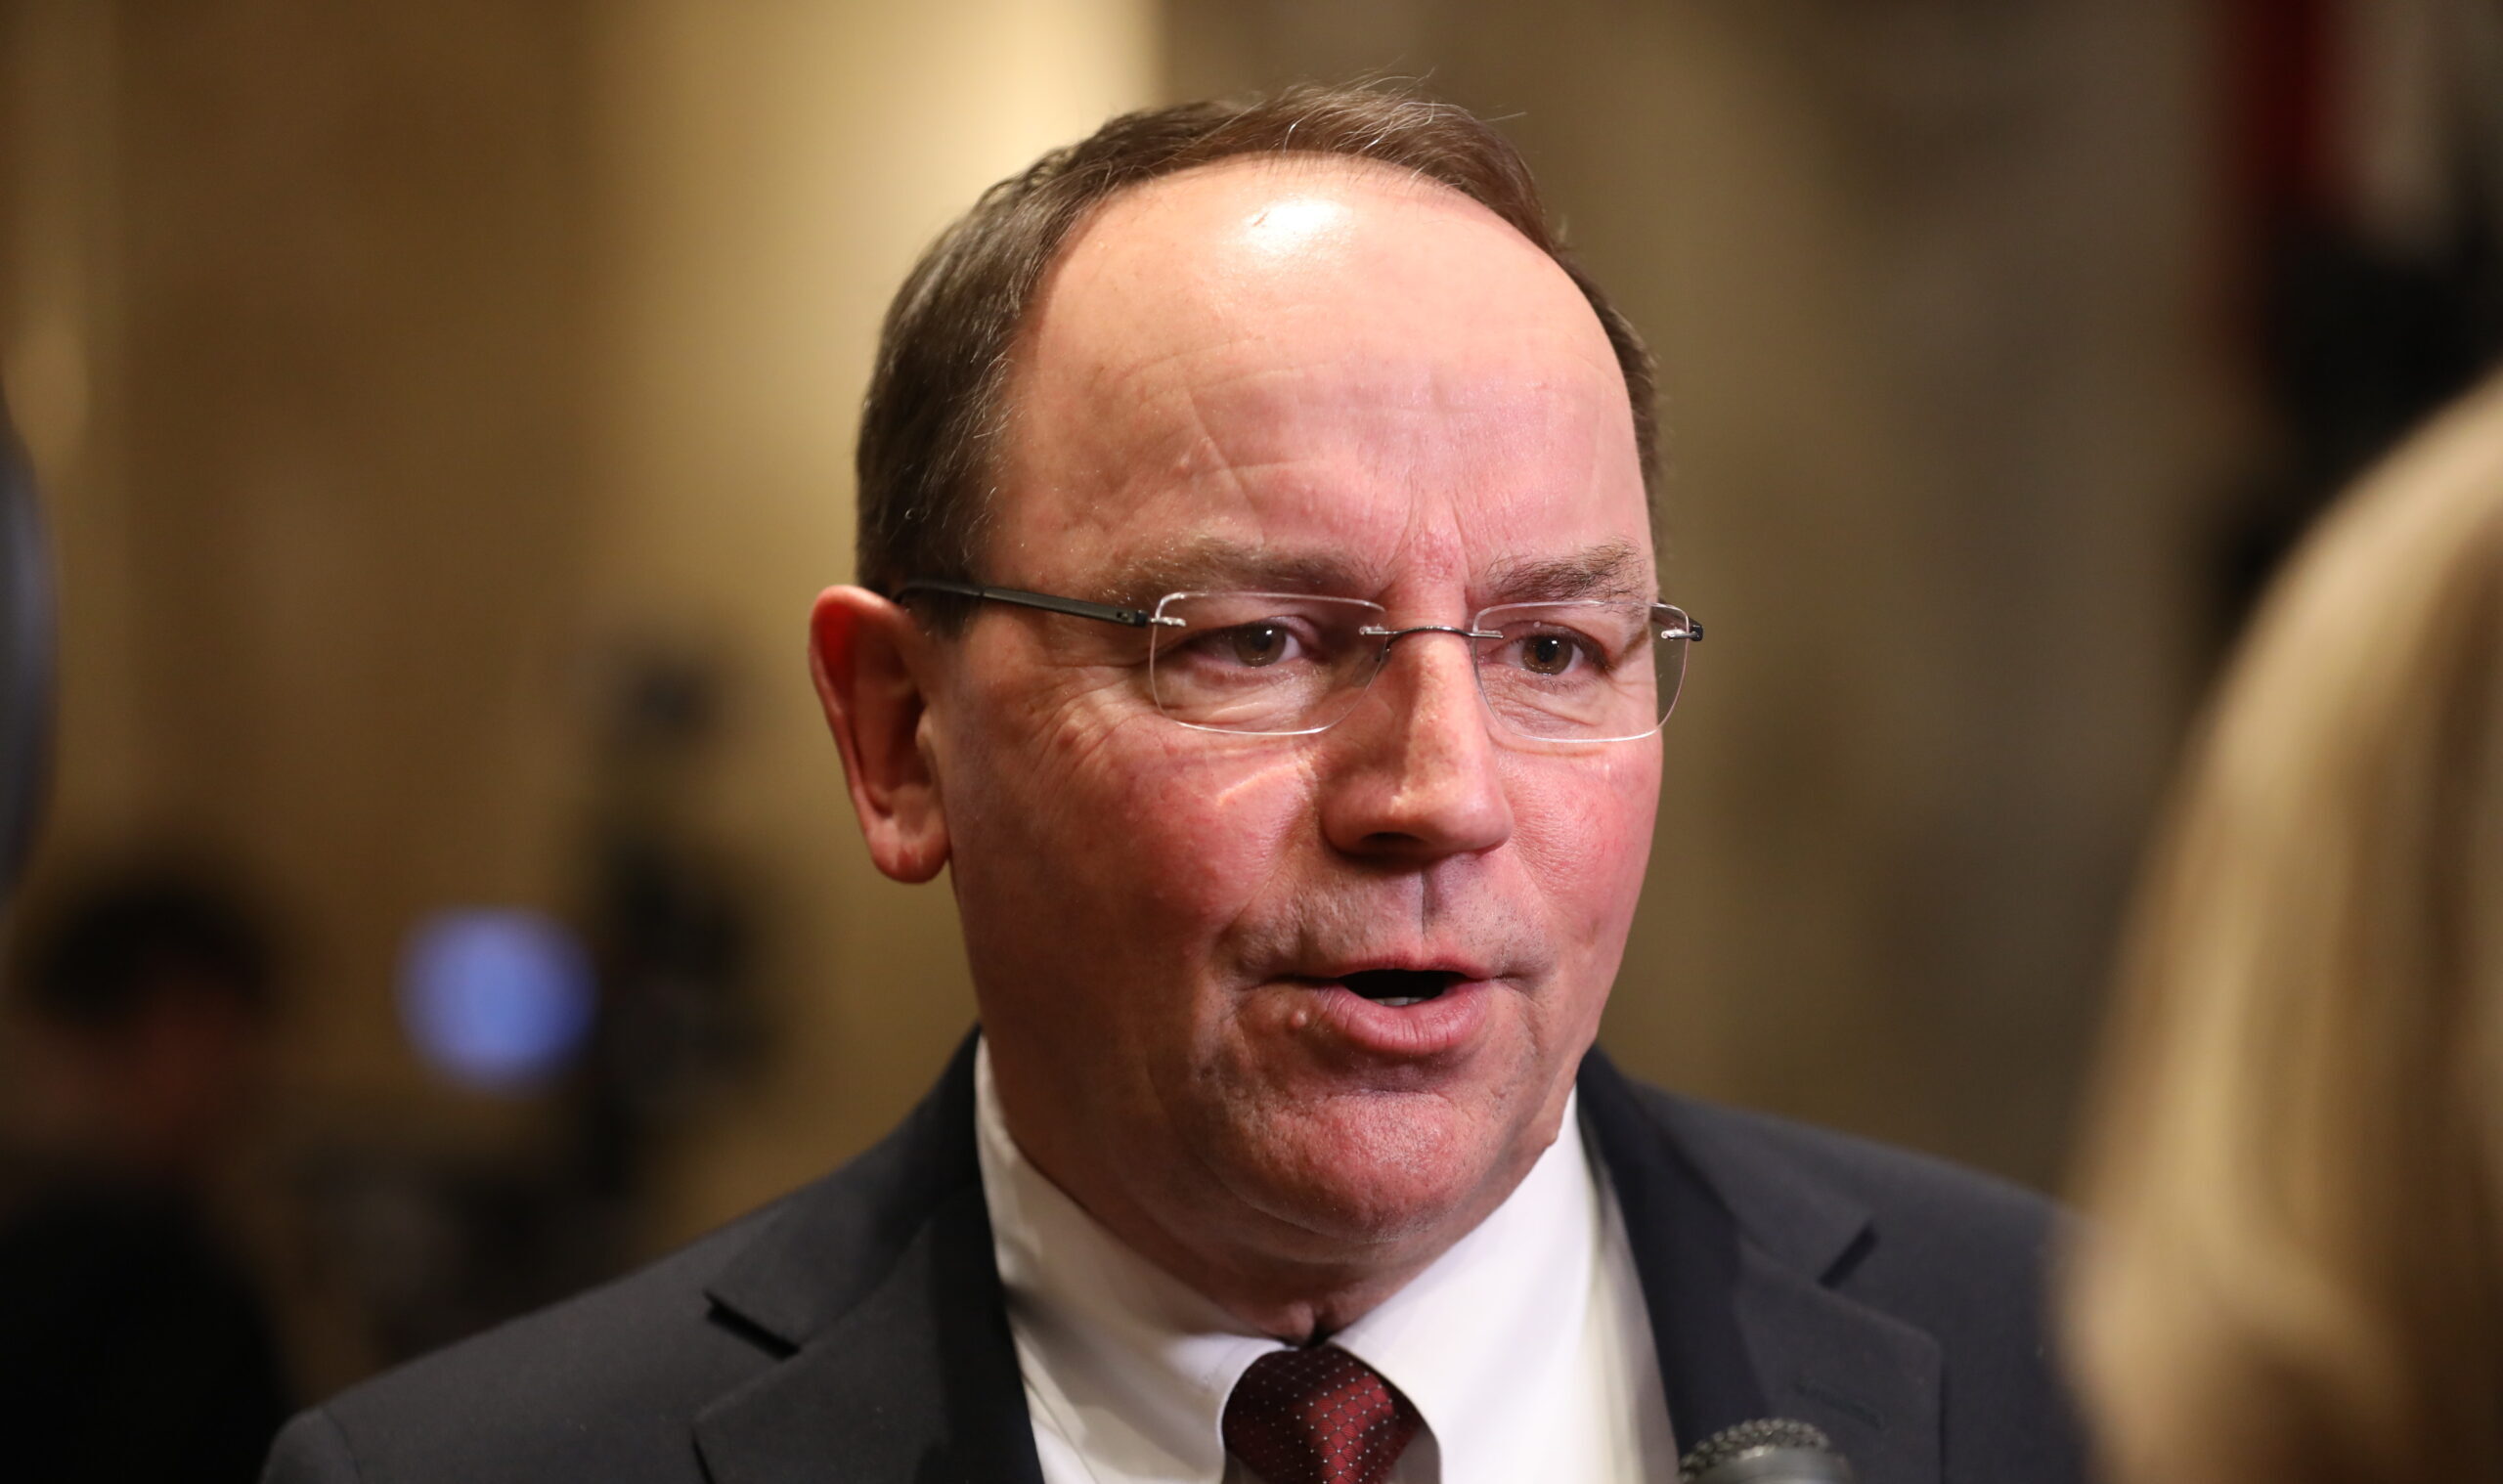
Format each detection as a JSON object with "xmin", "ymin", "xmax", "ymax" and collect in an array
[
  {"xmin": 1177, "ymin": 618, "xmax": 1323, "ymax": 671},
  {"xmin": 1517, "ymin": 632, "xmax": 1579, "ymax": 676},
  {"xmin": 1228, "ymin": 622, "xmax": 1294, "ymax": 668},
  {"xmin": 1499, "ymin": 627, "xmax": 1607, "ymax": 678}
]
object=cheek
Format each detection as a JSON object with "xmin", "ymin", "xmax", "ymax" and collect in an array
[
  {"xmin": 1509, "ymin": 747, "xmax": 1661, "ymax": 949},
  {"xmin": 948, "ymin": 691, "xmax": 1317, "ymax": 960},
  {"xmin": 1121, "ymin": 750, "xmax": 1318, "ymax": 927}
]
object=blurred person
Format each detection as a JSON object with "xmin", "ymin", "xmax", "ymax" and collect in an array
[
  {"xmin": 0, "ymin": 862, "xmax": 293, "ymax": 1483},
  {"xmin": 267, "ymin": 85, "xmax": 2084, "ymax": 1484},
  {"xmin": 2066, "ymin": 371, "xmax": 2503, "ymax": 1483}
]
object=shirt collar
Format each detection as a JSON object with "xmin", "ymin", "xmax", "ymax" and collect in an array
[{"xmin": 975, "ymin": 1038, "xmax": 1605, "ymax": 1483}]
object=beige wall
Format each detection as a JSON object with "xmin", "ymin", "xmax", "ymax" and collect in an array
[
  {"xmin": 5, "ymin": 1, "xmax": 608, "ymax": 1167},
  {"xmin": 0, "ymin": 0, "xmax": 1158, "ymax": 1258},
  {"xmin": 587, "ymin": 0, "xmax": 1160, "ymax": 1244}
]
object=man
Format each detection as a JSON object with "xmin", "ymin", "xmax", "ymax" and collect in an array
[{"xmin": 265, "ymin": 86, "xmax": 2084, "ymax": 1484}]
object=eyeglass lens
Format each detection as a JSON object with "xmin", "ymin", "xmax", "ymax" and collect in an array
[{"xmin": 1145, "ymin": 591, "xmax": 1692, "ymax": 740}]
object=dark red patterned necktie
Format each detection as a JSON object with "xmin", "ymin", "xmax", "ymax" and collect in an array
[{"xmin": 1221, "ymin": 1343, "xmax": 1424, "ymax": 1484}]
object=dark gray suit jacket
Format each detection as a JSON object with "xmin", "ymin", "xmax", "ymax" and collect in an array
[{"xmin": 264, "ymin": 1037, "xmax": 2086, "ymax": 1483}]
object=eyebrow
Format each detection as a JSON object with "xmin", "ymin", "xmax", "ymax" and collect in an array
[
  {"xmin": 1480, "ymin": 541, "xmax": 1653, "ymax": 603},
  {"xmin": 1097, "ymin": 536, "xmax": 1654, "ymax": 606},
  {"xmin": 1101, "ymin": 538, "xmax": 1381, "ymax": 605}
]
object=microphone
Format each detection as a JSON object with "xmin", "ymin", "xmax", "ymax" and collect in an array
[{"xmin": 1678, "ymin": 1419, "xmax": 1858, "ymax": 1483}]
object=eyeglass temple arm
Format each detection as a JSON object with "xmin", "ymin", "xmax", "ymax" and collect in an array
[{"xmin": 896, "ymin": 579, "xmax": 1164, "ymax": 629}]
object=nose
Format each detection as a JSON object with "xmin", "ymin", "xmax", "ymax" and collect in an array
[{"xmin": 1316, "ymin": 630, "xmax": 1515, "ymax": 863}]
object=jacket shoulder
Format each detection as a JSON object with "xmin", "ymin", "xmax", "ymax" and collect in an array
[
  {"xmin": 283, "ymin": 1201, "xmax": 789, "ymax": 1483},
  {"xmin": 271, "ymin": 1039, "xmax": 989, "ymax": 1482},
  {"xmin": 1608, "ymin": 1077, "xmax": 2085, "ymax": 1484},
  {"xmin": 1638, "ymin": 1082, "xmax": 2063, "ymax": 1263}
]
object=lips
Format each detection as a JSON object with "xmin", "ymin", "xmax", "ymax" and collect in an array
[
  {"xmin": 1271, "ymin": 964, "xmax": 1499, "ymax": 1062},
  {"xmin": 1337, "ymin": 968, "xmax": 1468, "ymax": 1007}
]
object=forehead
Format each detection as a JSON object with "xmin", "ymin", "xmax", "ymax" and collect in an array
[{"xmin": 992, "ymin": 156, "xmax": 1651, "ymax": 597}]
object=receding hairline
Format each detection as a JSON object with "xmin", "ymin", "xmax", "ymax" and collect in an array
[
  {"xmin": 993, "ymin": 151, "xmax": 1645, "ymax": 507},
  {"xmin": 1038, "ymin": 150, "xmax": 1603, "ymax": 333},
  {"xmin": 1085, "ymin": 146, "xmax": 1536, "ymax": 217}
]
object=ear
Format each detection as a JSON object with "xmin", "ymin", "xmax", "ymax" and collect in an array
[{"xmin": 809, "ymin": 586, "xmax": 949, "ymax": 883}]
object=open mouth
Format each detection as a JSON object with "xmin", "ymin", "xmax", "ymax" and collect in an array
[{"xmin": 1337, "ymin": 969, "xmax": 1469, "ymax": 1008}]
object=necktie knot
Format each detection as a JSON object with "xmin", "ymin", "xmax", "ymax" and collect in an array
[{"xmin": 1221, "ymin": 1343, "xmax": 1423, "ymax": 1484}]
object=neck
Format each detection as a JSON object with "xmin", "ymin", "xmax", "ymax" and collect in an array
[
  {"xmin": 1067, "ymin": 1191, "xmax": 1454, "ymax": 1343},
  {"xmin": 988, "ymin": 1055, "xmax": 1551, "ymax": 1343}
]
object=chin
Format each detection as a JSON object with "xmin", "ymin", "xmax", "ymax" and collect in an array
[{"xmin": 1214, "ymin": 1089, "xmax": 1535, "ymax": 1250}]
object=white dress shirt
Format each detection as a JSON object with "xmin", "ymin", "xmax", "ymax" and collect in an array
[{"xmin": 974, "ymin": 1040, "xmax": 1678, "ymax": 1484}]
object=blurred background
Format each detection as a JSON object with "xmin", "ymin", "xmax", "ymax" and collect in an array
[{"xmin": 2, "ymin": 0, "xmax": 2499, "ymax": 1418}]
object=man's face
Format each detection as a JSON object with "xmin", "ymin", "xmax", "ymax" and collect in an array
[{"xmin": 924, "ymin": 159, "xmax": 1661, "ymax": 1292}]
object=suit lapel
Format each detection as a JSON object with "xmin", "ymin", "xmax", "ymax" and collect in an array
[
  {"xmin": 691, "ymin": 1036, "xmax": 1045, "ymax": 1484},
  {"xmin": 1579, "ymin": 1054, "xmax": 1944, "ymax": 1484}
]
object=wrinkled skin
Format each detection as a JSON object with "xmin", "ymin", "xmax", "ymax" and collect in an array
[{"xmin": 812, "ymin": 157, "xmax": 1663, "ymax": 1340}]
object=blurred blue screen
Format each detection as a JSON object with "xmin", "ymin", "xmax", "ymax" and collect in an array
[{"xmin": 398, "ymin": 908, "xmax": 595, "ymax": 1090}]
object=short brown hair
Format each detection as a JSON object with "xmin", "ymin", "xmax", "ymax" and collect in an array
[{"xmin": 854, "ymin": 82, "xmax": 1658, "ymax": 610}]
